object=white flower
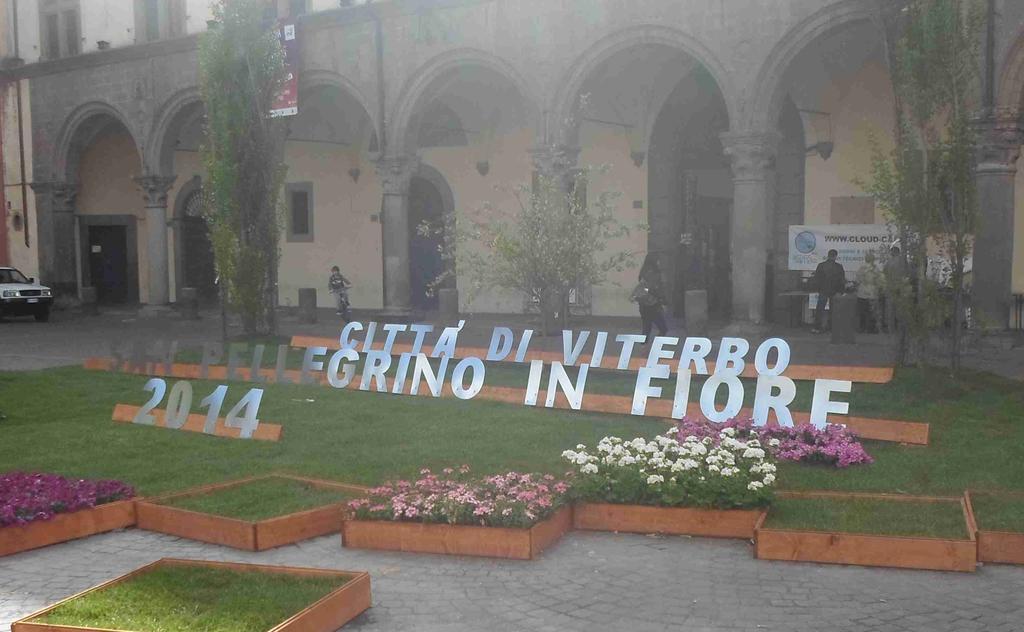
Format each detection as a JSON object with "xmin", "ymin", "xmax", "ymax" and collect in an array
[
  {"xmin": 581, "ymin": 463, "xmax": 598, "ymax": 474},
  {"xmin": 720, "ymin": 467, "xmax": 736, "ymax": 477},
  {"xmin": 742, "ymin": 448, "xmax": 765, "ymax": 460},
  {"xmin": 761, "ymin": 463, "xmax": 777, "ymax": 473},
  {"xmin": 708, "ymin": 464, "xmax": 721, "ymax": 473},
  {"xmin": 720, "ymin": 427, "xmax": 737, "ymax": 437},
  {"xmin": 768, "ymin": 438, "xmax": 781, "ymax": 447},
  {"xmin": 630, "ymin": 438, "xmax": 647, "ymax": 449},
  {"xmin": 575, "ymin": 454, "xmax": 590, "ymax": 465},
  {"xmin": 681, "ymin": 459, "xmax": 699, "ymax": 470},
  {"xmin": 646, "ymin": 474, "xmax": 664, "ymax": 485},
  {"xmin": 576, "ymin": 444, "xmax": 586, "ymax": 450},
  {"xmin": 750, "ymin": 464, "xmax": 762, "ymax": 474},
  {"xmin": 763, "ymin": 473, "xmax": 776, "ymax": 485},
  {"xmin": 619, "ymin": 455, "xmax": 636, "ymax": 466},
  {"xmin": 747, "ymin": 481, "xmax": 765, "ymax": 490},
  {"xmin": 561, "ymin": 450, "xmax": 577, "ymax": 460}
]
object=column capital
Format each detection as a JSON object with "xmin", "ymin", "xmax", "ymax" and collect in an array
[
  {"xmin": 375, "ymin": 155, "xmax": 419, "ymax": 195},
  {"xmin": 30, "ymin": 181, "xmax": 78, "ymax": 213},
  {"xmin": 972, "ymin": 111, "xmax": 1023, "ymax": 173},
  {"xmin": 134, "ymin": 175, "xmax": 177, "ymax": 208},
  {"xmin": 529, "ymin": 144, "xmax": 580, "ymax": 179},
  {"xmin": 720, "ymin": 131, "xmax": 781, "ymax": 182}
]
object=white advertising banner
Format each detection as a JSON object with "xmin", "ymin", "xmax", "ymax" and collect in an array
[{"xmin": 788, "ymin": 224, "xmax": 894, "ymax": 272}]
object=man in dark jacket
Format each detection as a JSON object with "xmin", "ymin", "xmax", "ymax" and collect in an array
[{"xmin": 812, "ymin": 249, "xmax": 846, "ymax": 333}]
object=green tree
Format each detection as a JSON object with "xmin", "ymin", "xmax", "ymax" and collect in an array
[
  {"xmin": 199, "ymin": 0, "xmax": 287, "ymax": 335},
  {"xmin": 865, "ymin": 0, "xmax": 984, "ymax": 373},
  {"xmin": 423, "ymin": 167, "xmax": 635, "ymax": 334}
]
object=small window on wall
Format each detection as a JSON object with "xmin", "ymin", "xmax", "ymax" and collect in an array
[
  {"xmin": 39, "ymin": 0, "xmax": 81, "ymax": 59},
  {"xmin": 287, "ymin": 183, "xmax": 314, "ymax": 242}
]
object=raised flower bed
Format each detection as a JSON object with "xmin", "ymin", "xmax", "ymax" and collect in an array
[
  {"xmin": 136, "ymin": 475, "xmax": 367, "ymax": 551},
  {"xmin": 12, "ymin": 558, "xmax": 371, "ymax": 632},
  {"xmin": 1, "ymin": 472, "xmax": 135, "ymax": 557},
  {"xmin": 343, "ymin": 467, "xmax": 572, "ymax": 560},
  {"xmin": 755, "ymin": 491, "xmax": 977, "ymax": 572},
  {"xmin": 564, "ymin": 431, "xmax": 775, "ymax": 539},
  {"xmin": 966, "ymin": 490, "xmax": 1024, "ymax": 565}
]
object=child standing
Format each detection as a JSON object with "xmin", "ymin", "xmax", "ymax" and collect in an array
[{"xmin": 328, "ymin": 265, "xmax": 352, "ymax": 322}]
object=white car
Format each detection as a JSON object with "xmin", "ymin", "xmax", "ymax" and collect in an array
[{"xmin": 0, "ymin": 267, "xmax": 53, "ymax": 322}]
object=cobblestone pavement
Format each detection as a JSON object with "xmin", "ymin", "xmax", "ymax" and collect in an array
[{"xmin": 2, "ymin": 529, "xmax": 1022, "ymax": 632}]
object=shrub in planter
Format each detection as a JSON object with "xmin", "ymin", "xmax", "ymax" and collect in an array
[
  {"xmin": 675, "ymin": 417, "xmax": 873, "ymax": 468},
  {"xmin": 348, "ymin": 466, "xmax": 570, "ymax": 528},
  {"xmin": 563, "ymin": 431, "xmax": 776, "ymax": 510},
  {"xmin": 1, "ymin": 472, "xmax": 135, "ymax": 527}
]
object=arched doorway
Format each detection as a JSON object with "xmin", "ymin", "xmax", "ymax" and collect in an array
[
  {"xmin": 179, "ymin": 187, "xmax": 217, "ymax": 301},
  {"xmin": 408, "ymin": 167, "xmax": 454, "ymax": 311}
]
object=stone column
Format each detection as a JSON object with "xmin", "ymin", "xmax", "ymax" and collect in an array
[
  {"xmin": 529, "ymin": 144, "xmax": 580, "ymax": 186},
  {"xmin": 135, "ymin": 175, "xmax": 177, "ymax": 306},
  {"xmin": 376, "ymin": 156, "xmax": 418, "ymax": 318},
  {"xmin": 721, "ymin": 131, "xmax": 780, "ymax": 325},
  {"xmin": 972, "ymin": 112, "xmax": 1022, "ymax": 329},
  {"xmin": 30, "ymin": 181, "xmax": 78, "ymax": 296}
]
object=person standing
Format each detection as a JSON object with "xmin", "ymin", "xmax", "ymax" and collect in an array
[
  {"xmin": 856, "ymin": 251, "xmax": 880, "ymax": 333},
  {"xmin": 811, "ymin": 249, "xmax": 846, "ymax": 334},
  {"xmin": 633, "ymin": 253, "xmax": 669, "ymax": 342},
  {"xmin": 328, "ymin": 265, "xmax": 352, "ymax": 322}
]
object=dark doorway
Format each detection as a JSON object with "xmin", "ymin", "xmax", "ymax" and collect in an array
[
  {"xmin": 88, "ymin": 225, "xmax": 130, "ymax": 303},
  {"xmin": 180, "ymin": 190, "xmax": 218, "ymax": 302},
  {"xmin": 407, "ymin": 173, "xmax": 453, "ymax": 311},
  {"xmin": 676, "ymin": 196, "xmax": 732, "ymax": 321}
]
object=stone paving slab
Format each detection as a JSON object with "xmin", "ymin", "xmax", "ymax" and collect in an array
[{"xmin": 1, "ymin": 529, "xmax": 1021, "ymax": 632}]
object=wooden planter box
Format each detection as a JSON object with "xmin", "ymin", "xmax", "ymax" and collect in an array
[
  {"xmin": 966, "ymin": 491, "xmax": 1024, "ymax": 565},
  {"xmin": 136, "ymin": 475, "xmax": 367, "ymax": 551},
  {"xmin": 11, "ymin": 558, "xmax": 370, "ymax": 632},
  {"xmin": 754, "ymin": 492, "xmax": 977, "ymax": 572},
  {"xmin": 573, "ymin": 502, "xmax": 765, "ymax": 539},
  {"xmin": 0, "ymin": 500, "xmax": 135, "ymax": 557},
  {"xmin": 342, "ymin": 504, "xmax": 572, "ymax": 560}
]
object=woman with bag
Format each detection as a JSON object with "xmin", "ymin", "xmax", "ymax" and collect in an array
[{"xmin": 633, "ymin": 253, "xmax": 669, "ymax": 342}]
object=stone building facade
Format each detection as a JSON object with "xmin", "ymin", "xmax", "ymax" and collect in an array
[{"xmin": 2, "ymin": 0, "xmax": 1023, "ymax": 327}]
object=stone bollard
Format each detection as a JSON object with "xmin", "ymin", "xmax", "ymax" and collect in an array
[
  {"xmin": 438, "ymin": 288, "xmax": 459, "ymax": 320},
  {"xmin": 80, "ymin": 286, "xmax": 99, "ymax": 316},
  {"xmin": 178, "ymin": 287, "xmax": 200, "ymax": 320},
  {"xmin": 831, "ymin": 294, "xmax": 858, "ymax": 344},
  {"xmin": 298, "ymin": 288, "xmax": 318, "ymax": 324},
  {"xmin": 684, "ymin": 289, "xmax": 709, "ymax": 333}
]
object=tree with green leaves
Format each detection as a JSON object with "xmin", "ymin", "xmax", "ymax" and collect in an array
[
  {"xmin": 199, "ymin": 0, "xmax": 287, "ymax": 336},
  {"xmin": 865, "ymin": 0, "xmax": 984, "ymax": 373},
  {"xmin": 422, "ymin": 167, "xmax": 635, "ymax": 334}
]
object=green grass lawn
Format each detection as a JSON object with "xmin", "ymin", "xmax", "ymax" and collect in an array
[
  {"xmin": 764, "ymin": 496, "xmax": 969, "ymax": 539},
  {"xmin": 1, "ymin": 363, "xmax": 1022, "ymax": 536},
  {"xmin": 969, "ymin": 492, "xmax": 1024, "ymax": 532},
  {"xmin": 35, "ymin": 564, "xmax": 350, "ymax": 632},
  {"xmin": 157, "ymin": 476, "xmax": 358, "ymax": 521}
]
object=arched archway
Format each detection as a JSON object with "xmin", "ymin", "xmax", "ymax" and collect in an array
[
  {"xmin": 173, "ymin": 176, "xmax": 217, "ymax": 302},
  {"xmin": 50, "ymin": 104, "xmax": 144, "ymax": 301},
  {"xmin": 553, "ymin": 29, "xmax": 735, "ymax": 320}
]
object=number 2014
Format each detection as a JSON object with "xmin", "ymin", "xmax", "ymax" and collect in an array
[{"xmin": 133, "ymin": 378, "xmax": 263, "ymax": 439}]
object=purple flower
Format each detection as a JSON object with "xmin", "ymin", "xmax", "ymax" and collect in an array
[
  {"xmin": 0, "ymin": 472, "xmax": 135, "ymax": 528},
  {"xmin": 675, "ymin": 418, "xmax": 873, "ymax": 468}
]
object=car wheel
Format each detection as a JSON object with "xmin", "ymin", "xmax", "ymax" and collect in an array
[{"xmin": 34, "ymin": 306, "xmax": 50, "ymax": 322}]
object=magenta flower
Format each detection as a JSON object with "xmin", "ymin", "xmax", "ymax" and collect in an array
[
  {"xmin": 0, "ymin": 472, "xmax": 135, "ymax": 528},
  {"xmin": 675, "ymin": 418, "xmax": 873, "ymax": 468}
]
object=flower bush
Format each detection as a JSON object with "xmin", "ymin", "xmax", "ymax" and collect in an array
[
  {"xmin": 563, "ymin": 431, "xmax": 776, "ymax": 510},
  {"xmin": 0, "ymin": 472, "xmax": 135, "ymax": 528},
  {"xmin": 348, "ymin": 466, "xmax": 570, "ymax": 529},
  {"xmin": 675, "ymin": 418, "xmax": 873, "ymax": 468}
]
